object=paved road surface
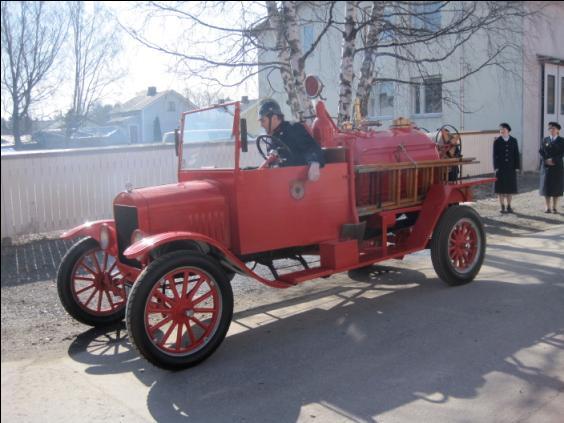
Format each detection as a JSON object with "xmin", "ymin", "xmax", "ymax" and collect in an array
[{"xmin": 2, "ymin": 226, "xmax": 563, "ymax": 423}]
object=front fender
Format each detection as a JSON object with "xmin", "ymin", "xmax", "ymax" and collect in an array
[
  {"xmin": 61, "ymin": 220, "xmax": 117, "ymax": 256},
  {"xmin": 124, "ymin": 232, "xmax": 293, "ymax": 289},
  {"xmin": 124, "ymin": 231, "xmax": 226, "ymax": 261},
  {"xmin": 61, "ymin": 220, "xmax": 114, "ymax": 241}
]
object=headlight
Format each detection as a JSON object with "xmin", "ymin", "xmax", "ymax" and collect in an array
[
  {"xmin": 99, "ymin": 224, "xmax": 111, "ymax": 249},
  {"xmin": 131, "ymin": 229, "xmax": 145, "ymax": 244}
]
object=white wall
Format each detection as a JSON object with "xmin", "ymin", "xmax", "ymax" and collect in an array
[{"xmin": 522, "ymin": 2, "xmax": 564, "ymax": 171}]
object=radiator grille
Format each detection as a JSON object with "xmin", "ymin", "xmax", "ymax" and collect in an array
[{"xmin": 114, "ymin": 205, "xmax": 141, "ymax": 268}]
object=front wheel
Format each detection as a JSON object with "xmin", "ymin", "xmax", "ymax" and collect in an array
[
  {"xmin": 126, "ymin": 252, "xmax": 233, "ymax": 370},
  {"xmin": 431, "ymin": 206, "xmax": 486, "ymax": 286},
  {"xmin": 57, "ymin": 237, "xmax": 127, "ymax": 326}
]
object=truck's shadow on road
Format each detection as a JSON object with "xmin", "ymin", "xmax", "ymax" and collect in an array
[{"xmin": 68, "ymin": 262, "xmax": 564, "ymax": 422}]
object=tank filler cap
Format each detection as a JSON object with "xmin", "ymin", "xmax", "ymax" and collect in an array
[{"xmin": 390, "ymin": 117, "xmax": 413, "ymax": 128}]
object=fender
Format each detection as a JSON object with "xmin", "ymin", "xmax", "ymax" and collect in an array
[
  {"xmin": 124, "ymin": 231, "xmax": 295, "ymax": 289},
  {"xmin": 408, "ymin": 177, "xmax": 495, "ymax": 248},
  {"xmin": 61, "ymin": 220, "xmax": 115, "ymax": 241},
  {"xmin": 61, "ymin": 220, "xmax": 118, "ymax": 256}
]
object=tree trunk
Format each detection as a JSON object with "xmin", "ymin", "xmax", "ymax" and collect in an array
[
  {"xmin": 356, "ymin": 2, "xmax": 383, "ymax": 117},
  {"xmin": 12, "ymin": 106, "xmax": 21, "ymax": 149},
  {"xmin": 266, "ymin": 1, "xmax": 300, "ymax": 118},
  {"xmin": 337, "ymin": 1, "xmax": 358, "ymax": 126},
  {"xmin": 282, "ymin": 1, "xmax": 314, "ymax": 121}
]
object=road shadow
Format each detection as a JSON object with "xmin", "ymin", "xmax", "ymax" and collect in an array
[
  {"xmin": 1, "ymin": 238, "xmax": 75, "ymax": 287},
  {"xmin": 67, "ymin": 261, "xmax": 564, "ymax": 422}
]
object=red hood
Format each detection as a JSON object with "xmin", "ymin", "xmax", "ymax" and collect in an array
[{"xmin": 113, "ymin": 180, "xmax": 230, "ymax": 246}]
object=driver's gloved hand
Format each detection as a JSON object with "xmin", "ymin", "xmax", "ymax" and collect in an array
[{"xmin": 308, "ymin": 161, "xmax": 320, "ymax": 181}]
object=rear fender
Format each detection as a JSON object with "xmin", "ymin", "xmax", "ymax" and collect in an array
[{"xmin": 124, "ymin": 232, "xmax": 293, "ymax": 289}]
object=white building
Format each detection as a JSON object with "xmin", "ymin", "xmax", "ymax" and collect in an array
[
  {"xmin": 110, "ymin": 87, "xmax": 196, "ymax": 144},
  {"xmin": 258, "ymin": 2, "xmax": 564, "ymax": 172}
]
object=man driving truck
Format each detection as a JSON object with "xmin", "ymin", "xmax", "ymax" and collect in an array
[{"xmin": 258, "ymin": 98, "xmax": 324, "ymax": 181}]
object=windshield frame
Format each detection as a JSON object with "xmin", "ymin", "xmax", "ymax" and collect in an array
[{"xmin": 178, "ymin": 101, "xmax": 241, "ymax": 175}]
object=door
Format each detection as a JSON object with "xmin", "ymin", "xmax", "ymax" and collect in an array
[{"xmin": 543, "ymin": 63, "xmax": 564, "ymax": 132}]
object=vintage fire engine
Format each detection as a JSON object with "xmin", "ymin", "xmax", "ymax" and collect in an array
[{"xmin": 57, "ymin": 77, "xmax": 494, "ymax": 370}]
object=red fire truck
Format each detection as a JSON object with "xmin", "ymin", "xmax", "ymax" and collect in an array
[{"xmin": 57, "ymin": 77, "xmax": 494, "ymax": 369}]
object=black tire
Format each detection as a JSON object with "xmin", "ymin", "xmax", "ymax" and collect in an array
[
  {"xmin": 431, "ymin": 205, "xmax": 486, "ymax": 286},
  {"xmin": 126, "ymin": 251, "xmax": 233, "ymax": 370},
  {"xmin": 57, "ymin": 237, "xmax": 127, "ymax": 326}
]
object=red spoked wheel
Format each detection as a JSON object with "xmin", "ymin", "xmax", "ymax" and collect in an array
[
  {"xmin": 447, "ymin": 219, "xmax": 480, "ymax": 272},
  {"xmin": 57, "ymin": 238, "xmax": 127, "ymax": 326},
  {"xmin": 431, "ymin": 206, "xmax": 486, "ymax": 286},
  {"xmin": 126, "ymin": 252, "xmax": 233, "ymax": 370}
]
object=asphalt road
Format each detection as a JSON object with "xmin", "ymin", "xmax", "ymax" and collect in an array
[{"xmin": 2, "ymin": 226, "xmax": 563, "ymax": 423}]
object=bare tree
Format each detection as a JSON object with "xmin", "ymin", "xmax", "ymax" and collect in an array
[
  {"xmin": 1, "ymin": 1, "xmax": 66, "ymax": 148},
  {"xmin": 183, "ymin": 87, "xmax": 226, "ymax": 108},
  {"xmin": 122, "ymin": 1, "xmax": 541, "ymax": 126},
  {"xmin": 122, "ymin": 1, "xmax": 335, "ymax": 120},
  {"xmin": 65, "ymin": 1, "xmax": 123, "ymax": 139}
]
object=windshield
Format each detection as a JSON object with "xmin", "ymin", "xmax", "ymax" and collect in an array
[{"xmin": 180, "ymin": 105, "xmax": 236, "ymax": 170}]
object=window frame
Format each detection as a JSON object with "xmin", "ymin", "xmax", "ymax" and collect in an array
[
  {"xmin": 411, "ymin": 2, "xmax": 442, "ymax": 33},
  {"xmin": 411, "ymin": 76, "xmax": 443, "ymax": 116}
]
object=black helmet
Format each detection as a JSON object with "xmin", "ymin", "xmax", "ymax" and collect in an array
[{"xmin": 258, "ymin": 98, "xmax": 282, "ymax": 118}]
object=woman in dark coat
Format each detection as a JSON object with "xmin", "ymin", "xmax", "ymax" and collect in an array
[
  {"xmin": 539, "ymin": 121, "xmax": 564, "ymax": 213},
  {"xmin": 493, "ymin": 122, "xmax": 520, "ymax": 213}
]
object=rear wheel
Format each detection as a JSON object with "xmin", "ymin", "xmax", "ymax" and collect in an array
[
  {"xmin": 57, "ymin": 237, "xmax": 127, "ymax": 326},
  {"xmin": 431, "ymin": 206, "xmax": 486, "ymax": 286},
  {"xmin": 126, "ymin": 251, "xmax": 233, "ymax": 370}
]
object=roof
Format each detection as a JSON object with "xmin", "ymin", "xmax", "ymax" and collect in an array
[{"xmin": 116, "ymin": 90, "xmax": 197, "ymax": 113}]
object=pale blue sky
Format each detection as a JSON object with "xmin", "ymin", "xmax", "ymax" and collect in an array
[{"xmin": 30, "ymin": 1, "xmax": 259, "ymax": 118}]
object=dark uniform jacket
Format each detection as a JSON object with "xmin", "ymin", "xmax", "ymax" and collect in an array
[
  {"xmin": 272, "ymin": 121, "xmax": 325, "ymax": 167},
  {"xmin": 493, "ymin": 136, "xmax": 520, "ymax": 194},
  {"xmin": 539, "ymin": 135, "xmax": 564, "ymax": 197}
]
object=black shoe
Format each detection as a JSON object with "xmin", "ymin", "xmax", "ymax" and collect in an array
[
  {"xmin": 545, "ymin": 209, "xmax": 551, "ymax": 213},
  {"xmin": 501, "ymin": 205, "xmax": 506, "ymax": 213},
  {"xmin": 507, "ymin": 206, "xmax": 513, "ymax": 213},
  {"xmin": 552, "ymin": 208, "xmax": 558, "ymax": 214}
]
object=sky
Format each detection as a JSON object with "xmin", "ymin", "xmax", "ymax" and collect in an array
[{"xmin": 24, "ymin": 1, "xmax": 259, "ymax": 119}]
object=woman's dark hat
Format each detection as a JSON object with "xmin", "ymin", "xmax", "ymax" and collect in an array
[
  {"xmin": 548, "ymin": 121, "xmax": 561, "ymax": 130},
  {"xmin": 499, "ymin": 122, "xmax": 511, "ymax": 132}
]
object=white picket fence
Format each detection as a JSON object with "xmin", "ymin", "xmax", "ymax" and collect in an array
[
  {"xmin": 1, "ymin": 144, "xmax": 178, "ymax": 238},
  {"xmin": 1, "ymin": 131, "xmax": 497, "ymax": 238}
]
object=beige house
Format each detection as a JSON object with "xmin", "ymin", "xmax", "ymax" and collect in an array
[{"xmin": 258, "ymin": 2, "xmax": 564, "ymax": 172}]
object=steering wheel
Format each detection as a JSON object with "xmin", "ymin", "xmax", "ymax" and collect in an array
[
  {"xmin": 256, "ymin": 135, "xmax": 292, "ymax": 162},
  {"xmin": 435, "ymin": 124, "xmax": 462, "ymax": 158}
]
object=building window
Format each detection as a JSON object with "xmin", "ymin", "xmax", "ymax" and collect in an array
[
  {"xmin": 547, "ymin": 75, "xmax": 555, "ymax": 114},
  {"xmin": 302, "ymin": 24, "xmax": 314, "ymax": 52},
  {"xmin": 412, "ymin": 76, "xmax": 442, "ymax": 114},
  {"xmin": 168, "ymin": 101, "xmax": 176, "ymax": 112},
  {"xmin": 381, "ymin": 5, "xmax": 394, "ymax": 42},
  {"xmin": 368, "ymin": 82, "xmax": 394, "ymax": 117},
  {"xmin": 411, "ymin": 2, "xmax": 441, "ymax": 33}
]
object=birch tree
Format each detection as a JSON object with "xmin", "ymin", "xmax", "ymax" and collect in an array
[
  {"xmin": 123, "ymin": 1, "xmax": 334, "ymax": 120},
  {"xmin": 124, "ymin": 1, "xmax": 539, "ymax": 126},
  {"xmin": 1, "ymin": 1, "xmax": 66, "ymax": 148},
  {"xmin": 337, "ymin": 1, "xmax": 358, "ymax": 124}
]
